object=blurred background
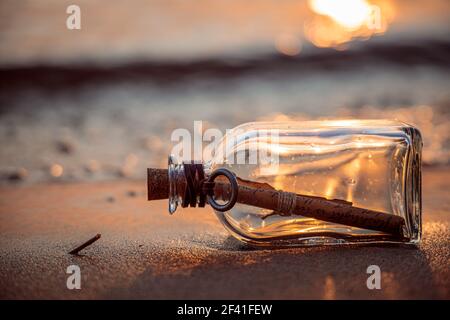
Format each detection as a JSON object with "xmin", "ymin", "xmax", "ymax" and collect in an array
[{"xmin": 0, "ymin": 0, "xmax": 449, "ymax": 185}]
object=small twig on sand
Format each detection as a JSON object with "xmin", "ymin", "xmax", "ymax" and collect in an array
[{"xmin": 69, "ymin": 234, "xmax": 101, "ymax": 255}]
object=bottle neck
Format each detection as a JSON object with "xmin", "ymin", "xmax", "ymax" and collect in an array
[
  {"xmin": 168, "ymin": 161, "xmax": 185, "ymax": 214},
  {"xmin": 168, "ymin": 157, "xmax": 209, "ymax": 214}
]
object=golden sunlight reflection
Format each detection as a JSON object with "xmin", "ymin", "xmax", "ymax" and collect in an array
[
  {"xmin": 323, "ymin": 275, "xmax": 336, "ymax": 299},
  {"xmin": 275, "ymin": 33, "xmax": 302, "ymax": 56},
  {"xmin": 306, "ymin": 0, "xmax": 395, "ymax": 48},
  {"xmin": 273, "ymin": 174, "xmax": 285, "ymax": 191},
  {"xmin": 345, "ymin": 156, "xmax": 361, "ymax": 203},
  {"xmin": 50, "ymin": 163, "xmax": 63, "ymax": 177},
  {"xmin": 329, "ymin": 119, "xmax": 364, "ymax": 127},
  {"xmin": 309, "ymin": 0, "xmax": 373, "ymax": 30},
  {"xmin": 325, "ymin": 178, "xmax": 338, "ymax": 198},
  {"xmin": 346, "ymin": 182, "xmax": 354, "ymax": 203}
]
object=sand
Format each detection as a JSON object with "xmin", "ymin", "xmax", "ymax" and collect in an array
[{"xmin": 0, "ymin": 166, "xmax": 448, "ymax": 299}]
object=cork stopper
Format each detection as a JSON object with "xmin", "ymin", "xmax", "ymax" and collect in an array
[{"xmin": 147, "ymin": 168, "xmax": 169, "ymax": 200}]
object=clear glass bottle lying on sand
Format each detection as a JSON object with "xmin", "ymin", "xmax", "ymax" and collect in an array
[{"xmin": 147, "ymin": 120, "xmax": 422, "ymax": 247}]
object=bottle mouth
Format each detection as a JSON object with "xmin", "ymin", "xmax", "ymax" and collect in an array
[
  {"xmin": 168, "ymin": 155, "xmax": 179, "ymax": 214},
  {"xmin": 168, "ymin": 155, "xmax": 238, "ymax": 215}
]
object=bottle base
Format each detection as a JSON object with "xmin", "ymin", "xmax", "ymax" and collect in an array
[{"xmin": 235, "ymin": 235, "xmax": 419, "ymax": 248}]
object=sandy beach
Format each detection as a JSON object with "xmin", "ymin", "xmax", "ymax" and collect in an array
[{"xmin": 0, "ymin": 166, "xmax": 448, "ymax": 299}]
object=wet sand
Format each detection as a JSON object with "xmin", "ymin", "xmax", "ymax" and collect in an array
[{"xmin": 0, "ymin": 166, "xmax": 448, "ymax": 299}]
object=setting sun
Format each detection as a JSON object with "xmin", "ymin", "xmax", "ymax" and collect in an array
[{"xmin": 308, "ymin": 0, "xmax": 374, "ymax": 30}]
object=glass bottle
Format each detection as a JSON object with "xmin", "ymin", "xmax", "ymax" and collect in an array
[{"xmin": 151, "ymin": 120, "xmax": 422, "ymax": 247}]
